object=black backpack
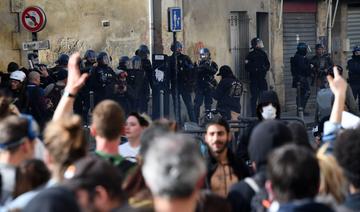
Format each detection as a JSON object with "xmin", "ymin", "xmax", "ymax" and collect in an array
[
  {"xmin": 229, "ymin": 80, "xmax": 243, "ymax": 98},
  {"xmin": 244, "ymin": 177, "xmax": 271, "ymax": 212},
  {"xmin": 47, "ymin": 84, "xmax": 64, "ymax": 111}
]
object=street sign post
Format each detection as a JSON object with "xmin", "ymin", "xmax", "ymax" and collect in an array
[
  {"xmin": 168, "ymin": 7, "xmax": 183, "ymax": 125},
  {"xmin": 22, "ymin": 40, "xmax": 50, "ymax": 51},
  {"xmin": 21, "ymin": 6, "xmax": 47, "ymax": 70},
  {"xmin": 168, "ymin": 7, "xmax": 182, "ymax": 32},
  {"xmin": 21, "ymin": 6, "xmax": 47, "ymax": 33}
]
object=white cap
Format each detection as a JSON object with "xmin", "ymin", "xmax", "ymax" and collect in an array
[{"xmin": 10, "ymin": 70, "xmax": 26, "ymax": 82}]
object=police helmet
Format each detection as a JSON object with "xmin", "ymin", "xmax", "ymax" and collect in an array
[
  {"xmin": 119, "ymin": 56, "xmax": 130, "ymax": 64},
  {"xmin": 84, "ymin": 50, "xmax": 97, "ymax": 64},
  {"xmin": 251, "ymin": 37, "xmax": 264, "ymax": 49},
  {"xmin": 118, "ymin": 56, "xmax": 130, "ymax": 69},
  {"xmin": 199, "ymin": 48, "xmax": 211, "ymax": 60},
  {"xmin": 56, "ymin": 54, "xmax": 69, "ymax": 66},
  {"xmin": 96, "ymin": 52, "xmax": 110, "ymax": 66},
  {"xmin": 297, "ymin": 42, "xmax": 308, "ymax": 51},
  {"xmin": 170, "ymin": 41, "xmax": 183, "ymax": 52},
  {"xmin": 130, "ymin": 55, "xmax": 142, "ymax": 70},
  {"xmin": 353, "ymin": 45, "xmax": 360, "ymax": 54},
  {"xmin": 138, "ymin": 44, "xmax": 150, "ymax": 59}
]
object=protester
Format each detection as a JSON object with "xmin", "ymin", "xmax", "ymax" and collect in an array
[
  {"xmin": 213, "ymin": 65, "xmax": 242, "ymax": 120},
  {"xmin": 142, "ymin": 134, "xmax": 206, "ymax": 212},
  {"xmin": 228, "ymin": 120, "xmax": 293, "ymax": 212},
  {"xmin": 203, "ymin": 117, "xmax": 249, "ymax": 197},
  {"xmin": 23, "ymin": 186, "xmax": 80, "ymax": 212},
  {"xmin": 237, "ymin": 90, "xmax": 282, "ymax": 162},
  {"xmin": 316, "ymin": 144, "xmax": 347, "ymax": 208},
  {"xmin": 4, "ymin": 159, "xmax": 50, "ymax": 211},
  {"xmin": 266, "ymin": 144, "xmax": 333, "ymax": 212},
  {"xmin": 120, "ymin": 112, "xmax": 150, "ymax": 162},
  {"xmin": 43, "ymin": 115, "xmax": 87, "ymax": 184},
  {"xmin": 287, "ymin": 121, "xmax": 313, "ymax": 150},
  {"xmin": 63, "ymin": 156, "xmax": 130, "ymax": 212},
  {"xmin": 91, "ymin": 100, "xmax": 135, "ymax": 174},
  {"xmin": 8, "ymin": 70, "xmax": 28, "ymax": 112},
  {"xmin": 26, "ymin": 71, "xmax": 52, "ymax": 129},
  {"xmin": 0, "ymin": 115, "xmax": 37, "ymax": 205}
]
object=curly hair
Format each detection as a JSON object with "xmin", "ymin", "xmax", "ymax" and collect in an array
[{"xmin": 334, "ymin": 128, "xmax": 360, "ymax": 189}]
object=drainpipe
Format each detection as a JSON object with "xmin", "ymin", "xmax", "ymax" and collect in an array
[
  {"xmin": 278, "ymin": 0, "xmax": 283, "ymax": 30},
  {"xmin": 332, "ymin": 0, "xmax": 339, "ymax": 27},
  {"xmin": 328, "ymin": 0, "xmax": 332, "ymax": 54},
  {"xmin": 149, "ymin": 0, "xmax": 154, "ymax": 57}
]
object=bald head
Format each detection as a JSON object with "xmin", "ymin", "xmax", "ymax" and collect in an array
[{"xmin": 28, "ymin": 71, "xmax": 40, "ymax": 85}]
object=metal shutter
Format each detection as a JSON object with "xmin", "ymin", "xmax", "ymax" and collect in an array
[
  {"xmin": 230, "ymin": 12, "xmax": 250, "ymax": 80},
  {"xmin": 283, "ymin": 12, "xmax": 317, "ymax": 111},
  {"xmin": 347, "ymin": 6, "xmax": 360, "ymax": 59}
]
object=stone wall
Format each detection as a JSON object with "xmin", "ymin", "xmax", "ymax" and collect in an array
[{"xmin": 0, "ymin": 0, "xmax": 149, "ymax": 71}]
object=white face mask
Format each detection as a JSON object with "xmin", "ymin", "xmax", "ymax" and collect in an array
[{"xmin": 261, "ymin": 104, "xmax": 277, "ymax": 120}]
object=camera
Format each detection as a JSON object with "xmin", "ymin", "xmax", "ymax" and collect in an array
[{"xmin": 326, "ymin": 65, "xmax": 343, "ymax": 78}]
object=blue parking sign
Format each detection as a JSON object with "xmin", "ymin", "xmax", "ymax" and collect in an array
[{"xmin": 168, "ymin": 7, "xmax": 182, "ymax": 32}]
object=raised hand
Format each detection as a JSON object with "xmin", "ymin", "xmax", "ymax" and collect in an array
[
  {"xmin": 327, "ymin": 66, "xmax": 347, "ymax": 98},
  {"xmin": 65, "ymin": 52, "xmax": 89, "ymax": 95}
]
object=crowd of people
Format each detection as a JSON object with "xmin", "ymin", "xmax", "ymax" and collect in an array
[
  {"xmin": 0, "ymin": 53, "xmax": 356, "ymax": 212},
  {"xmin": 0, "ymin": 40, "xmax": 360, "ymax": 211}
]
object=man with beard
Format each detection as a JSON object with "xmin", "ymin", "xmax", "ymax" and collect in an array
[{"xmin": 204, "ymin": 117, "xmax": 249, "ymax": 197}]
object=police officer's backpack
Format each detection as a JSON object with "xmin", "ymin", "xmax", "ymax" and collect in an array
[
  {"xmin": 229, "ymin": 80, "xmax": 243, "ymax": 98},
  {"xmin": 47, "ymin": 84, "xmax": 65, "ymax": 111}
]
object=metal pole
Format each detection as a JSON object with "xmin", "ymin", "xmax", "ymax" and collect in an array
[
  {"xmin": 148, "ymin": 0, "xmax": 154, "ymax": 58},
  {"xmin": 328, "ymin": 0, "xmax": 332, "ymax": 54},
  {"xmin": 32, "ymin": 32, "xmax": 38, "ymax": 61},
  {"xmin": 160, "ymin": 90, "xmax": 164, "ymax": 118},
  {"xmin": 88, "ymin": 91, "xmax": 94, "ymax": 125},
  {"xmin": 297, "ymin": 81, "xmax": 304, "ymax": 120},
  {"xmin": 173, "ymin": 32, "xmax": 181, "ymax": 124}
]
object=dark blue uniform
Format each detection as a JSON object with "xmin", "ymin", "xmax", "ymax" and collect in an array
[
  {"xmin": 245, "ymin": 48, "xmax": 270, "ymax": 116},
  {"xmin": 291, "ymin": 51, "xmax": 312, "ymax": 112},
  {"xmin": 169, "ymin": 52, "xmax": 196, "ymax": 122},
  {"xmin": 194, "ymin": 60, "xmax": 218, "ymax": 122},
  {"xmin": 214, "ymin": 77, "xmax": 242, "ymax": 120},
  {"xmin": 88, "ymin": 65, "xmax": 118, "ymax": 106},
  {"xmin": 348, "ymin": 55, "xmax": 360, "ymax": 111}
]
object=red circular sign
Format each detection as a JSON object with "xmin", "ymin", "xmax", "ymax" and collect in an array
[{"xmin": 21, "ymin": 6, "xmax": 46, "ymax": 33}]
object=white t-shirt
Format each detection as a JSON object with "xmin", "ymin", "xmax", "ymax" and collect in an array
[{"xmin": 119, "ymin": 142, "xmax": 140, "ymax": 162}]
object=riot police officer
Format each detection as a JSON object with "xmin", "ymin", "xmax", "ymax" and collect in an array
[
  {"xmin": 74, "ymin": 50, "xmax": 97, "ymax": 124},
  {"xmin": 88, "ymin": 52, "xmax": 118, "ymax": 106},
  {"xmin": 290, "ymin": 42, "xmax": 312, "ymax": 115},
  {"xmin": 348, "ymin": 45, "xmax": 360, "ymax": 111},
  {"xmin": 136, "ymin": 44, "xmax": 152, "ymax": 113},
  {"xmin": 310, "ymin": 44, "xmax": 333, "ymax": 89},
  {"xmin": 194, "ymin": 48, "xmax": 218, "ymax": 123},
  {"xmin": 169, "ymin": 41, "xmax": 196, "ymax": 122},
  {"xmin": 81, "ymin": 50, "xmax": 97, "ymax": 74},
  {"xmin": 51, "ymin": 54, "xmax": 69, "ymax": 80},
  {"xmin": 110, "ymin": 56, "xmax": 131, "ymax": 115},
  {"xmin": 126, "ymin": 55, "xmax": 147, "ymax": 113},
  {"xmin": 245, "ymin": 37, "xmax": 270, "ymax": 117}
]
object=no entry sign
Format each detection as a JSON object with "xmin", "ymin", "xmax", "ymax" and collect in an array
[{"xmin": 21, "ymin": 6, "xmax": 46, "ymax": 33}]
